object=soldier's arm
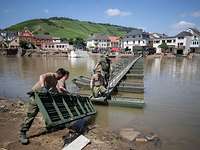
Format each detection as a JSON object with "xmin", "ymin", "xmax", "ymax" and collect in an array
[
  {"xmin": 57, "ymin": 80, "xmax": 69, "ymax": 93},
  {"xmin": 90, "ymin": 76, "xmax": 94, "ymax": 89},
  {"xmin": 94, "ymin": 62, "xmax": 100, "ymax": 71}
]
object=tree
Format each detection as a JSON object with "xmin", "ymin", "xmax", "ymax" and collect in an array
[
  {"xmin": 68, "ymin": 38, "xmax": 74, "ymax": 45},
  {"xmin": 61, "ymin": 37, "xmax": 68, "ymax": 42},
  {"xmin": 20, "ymin": 41, "xmax": 35, "ymax": 49},
  {"xmin": 125, "ymin": 47, "xmax": 130, "ymax": 51},
  {"xmin": 74, "ymin": 37, "xmax": 86, "ymax": 49},
  {"xmin": 158, "ymin": 42, "xmax": 168, "ymax": 53}
]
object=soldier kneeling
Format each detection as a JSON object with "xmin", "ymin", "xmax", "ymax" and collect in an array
[{"xmin": 90, "ymin": 69, "xmax": 107, "ymax": 98}]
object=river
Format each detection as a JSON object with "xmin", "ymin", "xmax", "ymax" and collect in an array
[{"xmin": 0, "ymin": 55, "xmax": 200, "ymax": 150}]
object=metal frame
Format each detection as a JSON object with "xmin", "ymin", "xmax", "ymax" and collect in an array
[{"xmin": 34, "ymin": 92, "xmax": 96, "ymax": 129}]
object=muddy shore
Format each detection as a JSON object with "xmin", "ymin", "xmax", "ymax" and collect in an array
[
  {"xmin": 0, "ymin": 97, "xmax": 160, "ymax": 150},
  {"xmin": 0, "ymin": 49, "xmax": 68, "ymax": 57}
]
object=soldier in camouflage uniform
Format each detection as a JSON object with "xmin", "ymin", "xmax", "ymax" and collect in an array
[
  {"xmin": 90, "ymin": 69, "xmax": 107, "ymax": 98},
  {"xmin": 94, "ymin": 55, "xmax": 111, "ymax": 87}
]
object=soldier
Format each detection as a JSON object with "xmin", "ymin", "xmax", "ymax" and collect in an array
[
  {"xmin": 94, "ymin": 55, "xmax": 111, "ymax": 87},
  {"xmin": 19, "ymin": 68, "xmax": 69, "ymax": 144},
  {"xmin": 90, "ymin": 69, "xmax": 107, "ymax": 98},
  {"xmin": 57, "ymin": 73, "xmax": 70, "ymax": 93}
]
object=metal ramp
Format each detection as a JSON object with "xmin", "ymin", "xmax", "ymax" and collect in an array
[
  {"xmin": 108, "ymin": 55, "xmax": 142, "ymax": 93},
  {"xmin": 34, "ymin": 92, "xmax": 96, "ymax": 129}
]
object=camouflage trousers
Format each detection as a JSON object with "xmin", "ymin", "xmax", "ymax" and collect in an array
[
  {"xmin": 92, "ymin": 85, "xmax": 107, "ymax": 98},
  {"xmin": 20, "ymin": 96, "xmax": 39, "ymax": 132}
]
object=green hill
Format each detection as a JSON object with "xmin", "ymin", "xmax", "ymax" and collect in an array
[{"xmin": 5, "ymin": 17, "xmax": 136, "ymax": 40}]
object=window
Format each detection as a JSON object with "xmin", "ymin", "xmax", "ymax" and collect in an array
[
  {"xmin": 178, "ymin": 37, "xmax": 184, "ymax": 39},
  {"xmin": 132, "ymin": 35, "xmax": 135, "ymax": 38},
  {"xmin": 179, "ymin": 43, "xmax": 183, "ymax": 46},
  {"xmin": 162, "ymin": 40, "xmax": 165, "ymax": 43},
  {"xmin": 167, "ymin": 40, "xmax": 172, "ymax": 43},
  {"xmin": 138, "ymin": 40, "xmax": 140, "ymax": 44},
  {"xmin": 173, "ymin": 40, "xmax": 176, "ymax": 42}
]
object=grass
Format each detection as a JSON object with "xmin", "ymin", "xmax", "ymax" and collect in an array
[{"xmin": 6, "ymin": 17, "xmax": 136, "ymax": 39}]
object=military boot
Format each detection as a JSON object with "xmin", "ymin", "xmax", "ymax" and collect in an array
[{"xmin": 19, "ymin": 130, "xmax": 29, "ymax": 144}]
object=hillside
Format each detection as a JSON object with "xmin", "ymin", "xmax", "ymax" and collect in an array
[{"xmin": 5, "ymin": 17, "xmax": 136, "ymax": 39}]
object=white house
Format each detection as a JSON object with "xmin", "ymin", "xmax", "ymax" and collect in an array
[
  {"xmin": 42, "ymin": 42, "xmax": 73, "ymax": 51},
  {"xmin": 185, "ymin": 28, "xmax": 200, "ymax": 53},
  {"xmin": 153, "ymin": 31, "xmax": 193, "ymax": 55},
  {"xmin": 122, "ymin": 29, "xmax": 150, "ymax": 52},
  {"xmin": 52, "ymin": 37, "xmax": 61, "ymax": 43},
  {"xmin": 86, "ymin": 35, "xmax": 111, "ymax": 50},
  {"xmin": 153, "ymin": 36, "xmax": 176, "ymax": 54}
]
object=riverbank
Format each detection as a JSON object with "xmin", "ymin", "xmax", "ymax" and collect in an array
[
  {"xmin": 0, "ymin": 97, "xmax": 160, "ymax": 150},
  {"xmin": 0, "ymin": 49, "xmax": 68, "ymax": 57}
]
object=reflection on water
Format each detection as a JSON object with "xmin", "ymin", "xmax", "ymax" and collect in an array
[
  {"xmin": 0, "ymin": 55, "xmax": 200, "ymax": 150},
  {"xmin": 0, "ymin": 56, "xmax": 98, "ymax": 98}
]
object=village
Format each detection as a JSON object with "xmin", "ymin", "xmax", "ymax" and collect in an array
[{"xmin": 0, "ymin": 27, "xmax": 200, "ymax": 57}]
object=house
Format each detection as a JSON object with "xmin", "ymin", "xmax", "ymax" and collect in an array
[
  {"xmin": 52, "ymin": 37, "xmax": 61, "ymax": 43},
  {"xmin": 33, "ymin": 35, "xmax": 53, "ymax": 47},
  {"xmin": 19, "ymin": 29, "xmax": 53, "ymax": 48},
  {"xmin": 108, "ymin": 36, "xmax": 121, "ymax": 52},
  {"xmin": 19, "ymin": 29, "xmax": 34, "ymax": 43},
  {"xmin": 0, "ymin": 35, "xmax": 8, "ymax": 49},
  {"xmin": 149, "ymin": 32, "xmax": 167, "ymax": 39},
  {"xmin": 122, "ymin": 29, "xmax": 150, "ymax": 52},
  {"xmin": 8, "ymin": 37, "xmax": 20, "ymax": 49},
  {"xmin": 153, "ymin": 30, "xmax": 194, "ymax": 55},
  {"xmin": 42, "ymin": 42, "xmax": 73, "ymax": 51},
  {"xmin": 0, "ymin": 30, "xmax": 18, "ymax": 42},
  {"xmin": 185, "ymin": 28, "xmax": 200, "ymax": 53},
  {"xmin": 108, "ymin": 36, "xmax": 120, "ymax": 48},
  {"xmin": 153, "ymin": 36, "xmax": 177, "ymax": 53},
  {"xmin": 86, "ymin": 35, "xmax": 111, "ymax": 50}
]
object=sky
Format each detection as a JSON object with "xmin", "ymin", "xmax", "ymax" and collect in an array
[{"xmin": 0, "ymin": 0, "xmax": 200, "ymax": 35}]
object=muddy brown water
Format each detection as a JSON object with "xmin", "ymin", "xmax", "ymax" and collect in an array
[{"xmin": 0, "ymin": 55, "xmax": 200, "ymax": 150}]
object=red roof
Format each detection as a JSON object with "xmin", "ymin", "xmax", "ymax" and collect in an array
[{"xmin": 111, "ymin": 47, "xmax": 120, "ymax": 52}]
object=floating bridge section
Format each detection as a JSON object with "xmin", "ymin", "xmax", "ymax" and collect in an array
[
  {"xmin": 73, "ymin": 55, "xmax": 145, "ymax": 108},
  {"xmin": 107, "ymin": 56, "xmax": 142, "ymax": 93},
  {"xmin": 34, "ymin": 92, "xmax": 96, "ymax": 129}
]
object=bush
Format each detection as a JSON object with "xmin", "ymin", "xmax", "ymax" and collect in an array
[
  {"xmin": 158, "ymin": 42, "xmax": 168, "ymax": 53},
  {"xmin": 20, "ymin": 41, "xmax": 35, "ymax": 49}
]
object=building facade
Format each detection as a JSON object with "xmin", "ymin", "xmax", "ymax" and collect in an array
[
  {"xmin": 41, "ymin": 42, "xmax": 73, "ymax": 51},
  {"xmin": 19, "ymin": 29, "xmax": 53, "ymax": 48},
  {"xmin": 186, "ymin": 28, "xmax": 200, "ymax": 53},
  {"xmin": 8, "ymin": 37, "xmax": 20, "ymax": 49},
  {"xmin": 86, "ymin": 35, "xmax": 111, "ymax": 50},
  {"xmin": 122, "ymin": 29, "xmax": 150, "ymax": 52},
  {"xmin": 153, "ymin": 29, "xmax": 199, "ymax": 55},
  {"xmin": 0, "ymin": 31, "xmax": 19, "ymax": 42}
]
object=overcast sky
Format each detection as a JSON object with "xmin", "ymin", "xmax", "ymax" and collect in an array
[{"xmin": 0, "ymin": 0, "xmax": 200, "ymax": 35}]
